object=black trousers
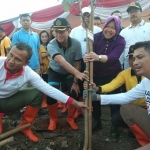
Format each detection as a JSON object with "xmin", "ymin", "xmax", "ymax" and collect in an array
[
  {"xmin": 47, "ymin": 68, "xmax": 80, "ymax": 105},
  {"xmin": 92, "ymin": 75, "xmax": 121, "ymax": 119},
  {"xmin": 111, "ymin": 109, "xmax": 127, "ymax": 127}
]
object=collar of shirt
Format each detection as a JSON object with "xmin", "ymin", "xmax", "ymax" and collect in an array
[
  {"xmin": 129, "ymin": 20, "xmax": 145, "ymax": 29},
  {"xmin": 4, "ymin": 61, "xmax": 24, "ymax": 83},
  {"xmin": 21, "ymin": 28, "xmax": 33, "ymax": 34},
  {"xmin": 56, "ymin": 36, "xmax": 72, "ymax": 49}
]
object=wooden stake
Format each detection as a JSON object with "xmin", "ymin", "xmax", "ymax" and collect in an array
[
  {"xmin": 0, "ymin": 123, "xmax": 31, "ymax": 140},
  {"xmin": 0, "ymin": 136, "xmax": 14, "ymax": 147},
  {"xmin": 82, "ymin": 0, "xmax": 94, "ymax": 149},
  {"xmin": 87, "ymin": 1, "xmax": 94, "ymax": 149}
]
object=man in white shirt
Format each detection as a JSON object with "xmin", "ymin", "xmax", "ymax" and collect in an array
[
  {"xmin": 83, "ymin": 41, "xmax": 150, "ymax": 150},
  {"xmin": 0, "ymin": 42, "xmax": 88, "ymax": 143},
  {"xmin": 70, "ymin": 7, "xmax": 102, "ymax": 59},
  {"xmin": 119, "ymin": 2, "xmax": 150, "ymax": 69}
]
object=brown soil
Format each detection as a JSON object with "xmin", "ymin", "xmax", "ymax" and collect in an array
[{"xmin": 1, "ymin": 106, "xmax": 140, "ymax": 150}]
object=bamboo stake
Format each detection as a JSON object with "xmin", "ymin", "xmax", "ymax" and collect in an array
[
  {"xmin": 82, "ymin": 0, "xmax": 94, "ymax": 149},
  {"xmin": 0, "ymin": 123, "xmax": 31, "ymax": 140},
  {"xmin": 0, "ymin": 136, "xmax": 14, "ymax": 147},
  {"xmin": 76, "ymin": 0, "xmax": 89, "ymax": 149},
  {"xmin": 83, "ymin": 30, "xmax": 90, "ymax": 150},
  {"xmin": 87, "ymin": 1, "xmax": 94, "ymax": 149}
]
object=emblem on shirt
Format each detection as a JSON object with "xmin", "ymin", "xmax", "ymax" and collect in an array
[
  {"xmin": 145, "ymin": 90, "xmax": 150, "ymax": 117},
  {"xmin": 11, "ymin": 82, "xmax": 20, "ymax": 88}
]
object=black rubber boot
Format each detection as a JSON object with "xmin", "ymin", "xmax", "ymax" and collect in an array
[
  {"xmin": 111, "ymin": 123, "xmax": 119, "ymax": 138},
  {"xmin": 92, "ymin": 118, "xmax": 102, "ymax": 132}
]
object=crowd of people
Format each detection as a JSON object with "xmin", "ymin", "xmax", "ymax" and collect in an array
[{"xmin": 0, "ymin": 1, "xmax": 150, "ymax": 150}]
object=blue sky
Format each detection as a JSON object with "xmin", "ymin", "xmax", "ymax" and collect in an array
[{"xmin": 0, "ymin": 0, "xmax": 63, "ymax": 21}]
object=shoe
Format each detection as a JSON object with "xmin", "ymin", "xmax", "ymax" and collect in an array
[
  {"xmin": 18, "ymin": 105, "xmax": 40, "ymax": 142},
  {"xmin": 47, "ymin": 103, "xmax": 58, "ymax": 131},
  {"xmin": 129, "ymin": 124, "xmax": 150, "ymax": 146},
  {"xmin": 0, "ymin": 113, "xmax": 4, "ymax": 134},
  {"xmin": 92, "ymin": 118, "xmax": 102, "ymax": 132},
  {"xmin": 58, "ymin": 102, "xmax": 64, "ymax": 109},
  {"xmin": 73, "ymin": 108, "xmax": 82, "ymax": 120},
  {"xmin": 61, "ymin": 104, "xmax": 68, "ymax": 113},
  {"xmin": 111, "ymin": 124, "xmax": 119, "ymax": 138},
  {"xmin": 67, "ymin": 104, "xmax": 78, "ymax": 130}
]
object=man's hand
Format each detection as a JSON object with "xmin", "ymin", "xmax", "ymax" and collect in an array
[
  {"xmin": 71, "ymin": 83, "xmax": 80, "ymax": 97},
  {"xmin": 74, "ymin": 71, "xmax": 89, "ymax": 81},
  {"xmin": 83, "ymin": 89, "xmax": 98, "ymax": 101},
  {"xmin": 83, "ymin": 81, "xmax": 99, "ymax": 92},
  {"xmin": 72, "ymin": 101, "xmax": 88, "ymax": 109},
  {"xmin": 83, "ymin": 52, "xmax": 99, "ymax": 63}
]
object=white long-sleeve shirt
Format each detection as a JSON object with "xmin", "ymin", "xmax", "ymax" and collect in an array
[
  {"xmin": 0, "ymin": 57, "xmax": 72, "ymax": 104},
  {"xmin": 70, "ymin": 25, "xmax": 102, "ymax": 57},
  {"xmin": 101, "ymin": 78, "xmax": 150, "ymax": 116}
]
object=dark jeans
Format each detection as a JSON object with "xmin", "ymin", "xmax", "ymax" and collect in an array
[
  {"xmin": 41, "ymin": 74, "xmax": 48, "ymax": 83},
  {"xmin": 93, "ymin": 75, "xmax": 121, "ymax": 119},
  {"xmin": 111, "ymin": 109, "xmax": 128, "ymax": 127},
  {"xmin": 47, "ymin": 68, "xmax": 80, "ymax": 105}
]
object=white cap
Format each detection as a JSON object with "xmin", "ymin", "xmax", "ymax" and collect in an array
[{"xmin": 81, "ymin": 7, "xmax": 91, "ymax": 14}]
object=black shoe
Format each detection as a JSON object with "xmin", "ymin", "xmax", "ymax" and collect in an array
[
  {"xmin": 92, "ymin": 119, "xmax": 102, "ymax": 132},
  {"xmin": 111, "ymin": 124, "xmax": 119, "ymax": 138}
]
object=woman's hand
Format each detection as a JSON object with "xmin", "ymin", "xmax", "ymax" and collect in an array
[{"xmin": 83, "ymin": 52, "xmax": 99, "ymax": 62}]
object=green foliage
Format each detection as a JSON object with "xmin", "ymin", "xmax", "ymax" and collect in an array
[{"xmin": 62, "ymin": 0, "xmax": 76, "ymax": 11}]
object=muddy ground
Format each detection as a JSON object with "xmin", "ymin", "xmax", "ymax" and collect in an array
[{"xmin": 1, "ymin": 106, "xmax": 140, "ymax": 150}]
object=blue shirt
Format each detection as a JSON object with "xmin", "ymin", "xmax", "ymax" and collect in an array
[{"xmin": 11, "ymin": 29, "xmax": 40, "ymax": 69}]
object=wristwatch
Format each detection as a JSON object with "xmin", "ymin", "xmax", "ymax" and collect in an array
[
  {"xmin": 73, "ymin": 80, "xmax": 78, "ymax": 84},
  {"xmin": 98, "ymin": 55, "xmax": 102, "ymax": 61}
]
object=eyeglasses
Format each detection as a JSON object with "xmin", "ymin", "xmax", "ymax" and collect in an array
[{"xmin": 129, "ymin": 10, "xmax": 140, "ymax": 14}]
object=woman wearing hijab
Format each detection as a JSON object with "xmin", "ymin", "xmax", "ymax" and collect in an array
[{"xmin": 84, "ymin": 16, "xmax": 126, "ymax": 136}]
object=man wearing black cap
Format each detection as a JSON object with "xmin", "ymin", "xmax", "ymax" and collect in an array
[
  {"xmin": 0, "ymin": 26, "xmax": 11, "ymax": 56},
  {"xmin": 119, "ymin": 1, "xmax": 150, "ymax": 69},
  {"xmin": 46, "ymin": 17, "xmax": 89, "ymax": 131}
]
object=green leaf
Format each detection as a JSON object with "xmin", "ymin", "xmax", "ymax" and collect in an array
[
  {"xmin": 62, "ymin": 0, "xmax": 77, "ymax": 11},
  {"xmin": 63, "ymin": 4, "xmax": 70, "ymax": 11},
  {"xmin": 62, "ymin": 0, "xmax": 75, "ymax": 5},
  {"xmin": 68, "ymin": 0, "xmax": 75, "ymax": 5}
]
